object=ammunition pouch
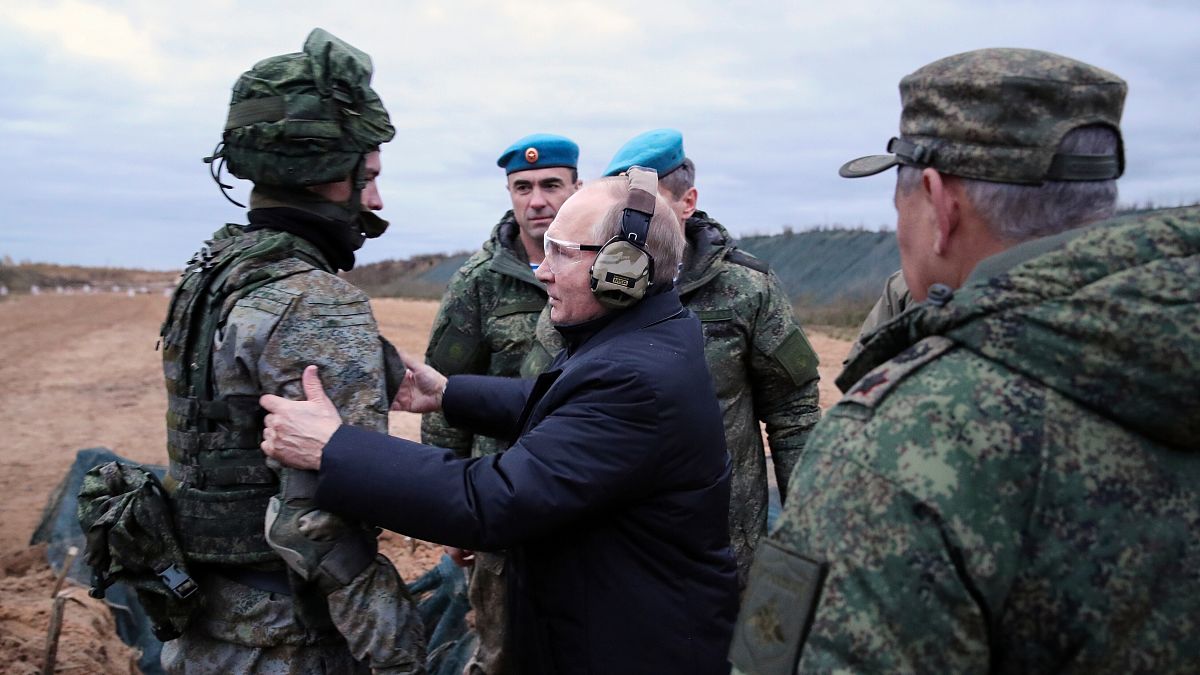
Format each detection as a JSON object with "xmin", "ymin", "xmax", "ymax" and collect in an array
[{"xmin": 78, "ymin": 461, "xmax": 204, "ymax": 641}]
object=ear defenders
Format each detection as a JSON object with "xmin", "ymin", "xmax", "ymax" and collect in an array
[{"xmin": 589, "ymin": 166, "xmax": 657, "ymax": 309}]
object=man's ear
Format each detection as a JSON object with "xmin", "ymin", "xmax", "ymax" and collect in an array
[
  {"xmin": 681, "ymin": 187, "xmax": 698, "ymax": 221},
  {"xmin": 922, "ymin": 168, "xmax": 960, "ymax": 257}
]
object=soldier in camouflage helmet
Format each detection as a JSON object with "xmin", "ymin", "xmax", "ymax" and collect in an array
[
  {"xmin": 421, "ymin": 133, "xmax": 580, "ymax": 675},
  {"xmin": 522, "ymin": 129, "xmax": 822, "ymax": 589},
  {"xmin": 731, "ymin": 48, "xmax": 1200, "ymax": 674},
  {"xmin": 158, "ymin": 29, "xmax": 423, "ymax": 673}
]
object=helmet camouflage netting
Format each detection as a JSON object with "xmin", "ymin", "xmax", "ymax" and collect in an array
[{"xmin": 219, "ymin": 28, "xmax": 394, "ymax": 187}]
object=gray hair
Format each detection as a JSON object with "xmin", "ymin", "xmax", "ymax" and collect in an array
[
  {"xmin": 897, "ymin": 125, "xmax": 1120, "ymax": 241},
  {"xmin": 658, "ymin": 158, "xmax": 696, "ymax": 200},
  {"xmin": 589, "ymin": 177, "xmax": 686, "ymax": 286}
]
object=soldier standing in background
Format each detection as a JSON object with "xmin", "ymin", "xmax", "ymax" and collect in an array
[
  {"xmin": 421, "ymin": 133, "xmax": 581, "ymax": 674},
  {"xmin": 158, "ymin": 29, "xmax": 423, "ymax": 673},
  {"xmin": 841, "ymin": 268, "xmax": 910, "ymax": 372},
  {"xmin": 522, "ymin": 129, "xmax": 822, "ymax": 589},
  {"xmin": 732, "ymin": 48, "xmax": 1200, "ymax": 674}
]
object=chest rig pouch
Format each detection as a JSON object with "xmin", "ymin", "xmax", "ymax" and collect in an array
[{"xmin": 160, "ymin": 224, "xmax": 326, "ymax": 565}]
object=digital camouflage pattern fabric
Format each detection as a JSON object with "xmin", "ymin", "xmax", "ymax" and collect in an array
[
  {"xmin": 161, "ymin": 224, "xmax": 424, "ymax": 673},
  {"xmin": 733, "ymin": 207, "xmax": 1200, "ymax": 674},
  {"xmin": 840, "ymin": 48, "xmax": 1126, "ymax": 184},
  {"xmin": 219, "ymin": 28, "xmax": 394, "ymax": 189},
  {"xmin": 523, "ymin": 212, "xmax": 821, "ymax": 587},
  {"xmin": 422, "ymin": 212, "xmax": 547, "ymax": 458}
]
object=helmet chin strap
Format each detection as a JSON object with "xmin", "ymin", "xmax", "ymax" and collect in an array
[
  {"xmin": 348, "ymin": 153, "xmax": 390, "ymax": 238},
  {"xmin": 245, "ymin": 154, "xmax": 388, "ymax": 244}
]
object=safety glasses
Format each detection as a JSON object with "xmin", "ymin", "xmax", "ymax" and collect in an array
[{"xmin": 543, "ymin": 235, "xmax": 602, "ymax": 268}]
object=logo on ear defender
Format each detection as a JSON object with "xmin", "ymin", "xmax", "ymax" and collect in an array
[{"xmin": 606, "ymin": 272, "xmax": 633, "ymax": 288}]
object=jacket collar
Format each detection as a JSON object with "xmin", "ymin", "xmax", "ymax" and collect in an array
[
  {"xmin": 835, "ymin": 224, "xmax": 1091, "ymax": 393},
  {"xmin": 554, "ymin": 288, "xmax": 686, "ymax": 361},
  {"xmin": 486, "ymin": 211, "xmax": 543, "ymax": 287},
  {"xmin": 677, "ymin": 211, "xmax": 733, "ymax": 295}
]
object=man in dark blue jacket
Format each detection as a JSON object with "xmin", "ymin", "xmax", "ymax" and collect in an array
[{"xmin": 260, "ymin": 170, "xmax": 740, "ymax": 674}]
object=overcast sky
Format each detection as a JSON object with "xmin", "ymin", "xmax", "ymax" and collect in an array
[{"xmin": 2, "ymin": 0, "xmax": 1198, "ymax": 269}]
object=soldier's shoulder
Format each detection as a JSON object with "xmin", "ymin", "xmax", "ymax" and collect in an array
[
  {"xmin": 724, "ymin": 248, "xmax": 770, "ymax": 274},
  {"xmin": 834, "ymin": 336, "xmax": 959, "ymax": 416},
  {"xmin": 445, "ymin": 248, "xmax": 495, "ymax": 287},
  {"xmin": 243, "ymin": 270, "xmax": 375, "ymax": 326}
]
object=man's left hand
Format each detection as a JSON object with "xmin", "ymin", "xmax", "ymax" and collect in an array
[{"xmin": 261, "ymin": 365, "xmax": 343, "ymax": 471}]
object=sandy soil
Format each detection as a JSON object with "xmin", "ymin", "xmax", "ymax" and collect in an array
[{"xmin": 0, "ymin": 292, "xmax": 851, "ymax": 672}]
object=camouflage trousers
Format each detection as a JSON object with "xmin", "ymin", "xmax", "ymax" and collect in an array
[
  {"xmin": 464, "ymin": 552, "xmax": 512, "ymax": 675},
  {"xmin": 162, "ymin": 558, "xmax": 425, "ymax": 674}
]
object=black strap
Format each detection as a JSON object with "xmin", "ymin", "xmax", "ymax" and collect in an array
[
  {"xmin": 225, "ymin": 96, "xmax": 288, "ymax": 130},
  {"xmin": 1045, "ymin": 153, "xmax": 1122, "ymax": 180}
]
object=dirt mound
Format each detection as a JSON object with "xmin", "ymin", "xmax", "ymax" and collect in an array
[{"xmin": 0, "ymin": 545, "xmax": 139, "ymax": 675}]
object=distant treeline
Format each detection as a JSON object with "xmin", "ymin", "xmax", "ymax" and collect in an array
[
  {"xmin": 344, "ymin": 228, "xmax": 901, "ymax": 330},
  {"xmin": 0, "ymin": 259, "xmax": 178, "ymax": 294}
]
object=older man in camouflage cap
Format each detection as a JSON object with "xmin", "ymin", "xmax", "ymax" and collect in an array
[
  {"xmin": 731, "ymin": 48, "xmax": 1200, "ymax": 673},
  {"xmin": 156, "ymin": 29, "xmax": 423, "ymax": 673}
]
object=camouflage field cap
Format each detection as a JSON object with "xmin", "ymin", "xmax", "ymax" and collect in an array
[
  {"xmin": 218, "ymin": 28, "xmax": 395, "ymax": 187},
  {"xmin": 839, "ymin": 48, "xmax": 1127, "ymax": 185}
]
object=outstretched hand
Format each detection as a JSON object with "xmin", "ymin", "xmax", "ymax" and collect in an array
[
  {"xmin": 391, "ymin": 351, "xmax": 448, "ymax": 413},
  {"xmin": 260, "ymin": 365, "xmax": 343, "ymax": 471}
]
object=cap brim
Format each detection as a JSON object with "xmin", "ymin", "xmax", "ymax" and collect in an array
[{"xmin": 838, "ymin": 154, "xmax": 901, "ymax": 178}]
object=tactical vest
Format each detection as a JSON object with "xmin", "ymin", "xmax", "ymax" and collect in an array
[{"xmin": 160, "ymin": 224, "xmax": 328, "ymax": 565}]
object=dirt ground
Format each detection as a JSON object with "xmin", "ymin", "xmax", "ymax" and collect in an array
[{"xmin": 0, "ymin": 293, "xmax": 851, "ymax": 673}]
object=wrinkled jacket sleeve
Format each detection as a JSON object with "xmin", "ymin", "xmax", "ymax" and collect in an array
[
  {"xmin": 739, "ymin": 415, "xmax": 990, "ymax": 674},
  {"xmin": 748, "ymin": 271, "xmax": 821, "ymax": 499},
  {"xmin": 421, "ymin": 265, "xmax": 488, "ymax": 456},
  {"xmin": 316, "ymin": 359, "xmax": 669, "ymax": 551}
]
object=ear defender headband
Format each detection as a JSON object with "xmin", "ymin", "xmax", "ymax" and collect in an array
[{"xmin": 589, "ymin": 166, "xmax": 658, "ymax": 309}]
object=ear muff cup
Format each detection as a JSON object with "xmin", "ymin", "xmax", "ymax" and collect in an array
[
  {"xmin": 590, "ymin": 238, "xmax": 654, "ymax": 309},
  {"xmin": 589, "ymin": 166, "xmax": 658, "ymax": 309}
]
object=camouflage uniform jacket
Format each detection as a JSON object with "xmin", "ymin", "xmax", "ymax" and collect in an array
[
  {"xmin": 173, "ymin": 224, "xmax": 421, "ymax": 663},
  {"xmin": 733, "ymin": 207, "xmax": 1200, "ymax": 674},
  {"xmin": 523, "ymin": 212, "xmax": 821, "ymax": 587},
  {"xmin": 422, "ymin": 212, "xmax": 546, "ymax": 458}
]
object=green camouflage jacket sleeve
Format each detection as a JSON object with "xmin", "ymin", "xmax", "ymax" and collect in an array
[
  {"xmin": 216, "ymin": 270, "xmax": 388, "ymax": 430},
  {"xmin": 420, "ymin": 256, "xmax": 489, "ymax": 457},
  {"xmin": 747, "ymin": 270, "xmax": 821, "ymax": 499}
]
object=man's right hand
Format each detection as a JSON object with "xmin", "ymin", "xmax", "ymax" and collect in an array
[
  {"xmin": 391, "ymin": 351, "xmax": 449, "ymax": 413},
  {"xmin": 444, "ymin": 546, "xmax": 475, "ymax": 567}
]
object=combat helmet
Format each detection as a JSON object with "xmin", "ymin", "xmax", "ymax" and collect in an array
[{"xmin": 206, "ymin": 28, "xmax": 394, "ymax": 229}]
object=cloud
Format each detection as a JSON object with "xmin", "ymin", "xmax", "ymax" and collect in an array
[
  {"xmin": 1, "ymin": 0, "xmax": 1198, "ymax": 269},
  {"xmin": 7, "ymin": 1, "xmax": 167, "ymax": 82}
]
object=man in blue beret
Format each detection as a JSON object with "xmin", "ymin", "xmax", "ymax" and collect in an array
[
  {"xmin": 521, "ymin": 128, "xmax": 822, "ymax": 589},
  {"xmin": 421, "ymin": 132, "xmax": 581, "ymax": 674}
]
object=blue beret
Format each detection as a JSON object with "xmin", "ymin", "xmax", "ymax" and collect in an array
[
  {"xmin": 496, "ymin": 133, "xmax": 579, "ymax": 174},
  {"xmin": 603, "ymin": 128, "xmax": 686, "ymax": 177}
]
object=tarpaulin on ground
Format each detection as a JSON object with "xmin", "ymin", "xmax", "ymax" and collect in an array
[{"xmin": 34, "ymin": 448, "xmax": 474, "ymax": 675}]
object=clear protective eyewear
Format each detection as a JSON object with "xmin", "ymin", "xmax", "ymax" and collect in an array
[{"xmin": 543, "ymin": 235, "xmax": 602, "ymax": 268}]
